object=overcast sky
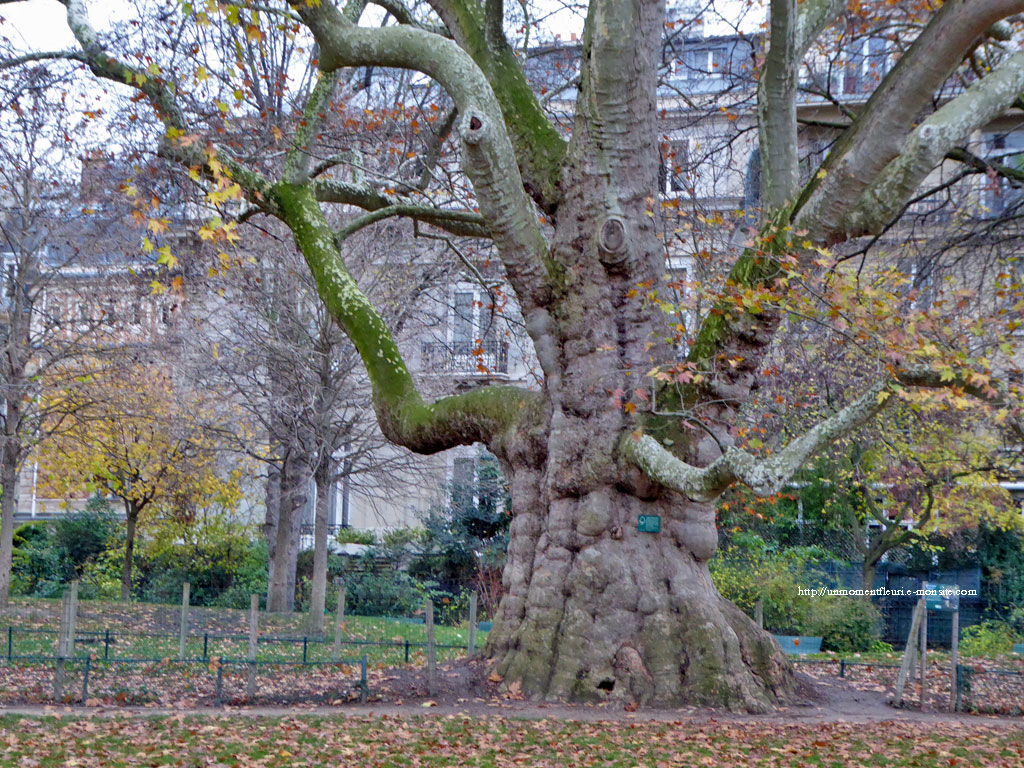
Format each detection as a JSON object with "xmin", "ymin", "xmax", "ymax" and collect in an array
[{"xmin": 3, "ymin": 0, "xmax": 764, "ymax": 52}]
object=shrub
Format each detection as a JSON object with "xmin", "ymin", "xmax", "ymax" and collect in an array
[
  {"xmin": 136, "ymin": 516, "xmax": 267, "ymax": 608},
  {"xmin": 51, "ymin": 498, "xmax": 121, "ymax": 577},
  {"xmin": 10, "ymin": 522, "xmax": 64, "ymax": 597},
  {"xmin": 960, "ymin": 619, "xmax": 1021, "ymax": 657},
  {"xmin": 342, "ymin": 567, "xmax": 432, "ymax": 617},
  {"xmin": 806, "ymin": 599, "xmax": 882, "ymax": 652},
  {"xmin": 77, "ymin": 545, "xmax": 125, "ymax": 601},
  {"xmin": 710, "ymin": 535, "xmax": 835, "ymax": 635},
  {"xmin": 335, "ymin": 528, "xmax": 377, "ymax": 546},
  {"xmin": 10, "ymin": 500, "xmax": 122, "ymax": 597}
]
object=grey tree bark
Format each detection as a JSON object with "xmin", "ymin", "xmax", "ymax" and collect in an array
[
  {"xmin": 308, "ymin": 454, "xmax": 334, "ymax": 635},
  {"xmin": 266, "ymin": 447, "xmax": 311, "ymax": 612},
  {"xmin": 0, "ymin": 448, "xmax": 20, "ymax": 613}
]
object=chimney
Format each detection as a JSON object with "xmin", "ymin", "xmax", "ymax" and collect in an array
[{"xmin": 79, "ymin": 149, "xmax": 112, "ymax": 205}]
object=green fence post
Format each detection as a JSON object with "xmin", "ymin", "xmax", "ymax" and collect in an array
[
  {"xmin": 216, "ymin": 664, "xmax": 223, "ymax": 707},
  {"xmin": 203, "ymin": 632, "xmax": 209, "ymax": 661},
  {"xmin": 360, "ymin": 654, "xmax": 368, "ymax": 704},
  {"xmin": 956, "ymin": 664, "xmax": 966, "ymax": 712},
  {"xmin": 7, "ymin": 626, "xmax": 11, "ymax": 661},
  {"xmin": 302, "ymin": 636, "xmax": 308, "ymax": 665},
  {"xmin": 81, "ymin": 656, "xmax": 91, "ymax": 704},
  {"xmin": 404, "ymin": 639, "xmax": 409, "ymax": 664},
  {"xmin": 467, "ymin": 592, "xmax": 478, "ymax": 658},
  {"xmin": 104, "ymin": 629, "xmax": 110, "ymax": 660},
  {"xmin": 840, "ymin": 659, "xmax": 845, "ymax": 678}
]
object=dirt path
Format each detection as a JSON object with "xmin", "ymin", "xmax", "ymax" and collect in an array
[{"xmin": 1, "ymin": 672, "xmax": 1021, "ymax": 728}]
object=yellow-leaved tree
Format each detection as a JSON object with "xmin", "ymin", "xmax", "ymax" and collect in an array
[{"xmin": 37, "ymin": 361, "xmax": 243, "ymax": 601}]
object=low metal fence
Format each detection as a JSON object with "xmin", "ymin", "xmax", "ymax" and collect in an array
[{"xmin": 793, "ymin": 657, "xmax": 1024, "ymax": 715}]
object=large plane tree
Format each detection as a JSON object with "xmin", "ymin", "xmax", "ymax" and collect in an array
[{"xmin": 3, "ymin": 0, "xmax": 1024, "ymax": 709}]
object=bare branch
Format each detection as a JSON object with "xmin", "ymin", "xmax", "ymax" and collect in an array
[
  {"xmin": 336, "ymin": 204, "xmax": 488, "ymax": 240},
  {"xmin": 313, "ymin": 178, "xmax": 490, "ymax": 238},
  {"xmin": 623, "ymin": 379, "xmax": 892, "ymax": 501}
]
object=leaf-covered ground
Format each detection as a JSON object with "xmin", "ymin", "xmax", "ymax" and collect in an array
[
  {"xmin": 798, "ymin": 660, "xmax": 1024, "ymax": 716},
  {"xmin": 0, "ymin": 714, "xmax": 1021, "ymax": 767}
]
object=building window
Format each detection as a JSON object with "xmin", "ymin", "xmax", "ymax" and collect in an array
[
  {"xmin": 421, "ymin": 285, "xmax": 509, "ymax": 375},
  {"xmin": 682, "ymin": 47, "xmax": 726, "ymax": 80},
  {"xmin": 663, "ymin": 139, "xmax": 693, "ymax": 195},
  {"xmin": 842, "ymin": 35, "xmax": 890, "ymax": 95},
  {"xmin": 981, "ymin": 132, "xmax": 1024, "ymax": 218},
  {"xmin": 450, "ymin": 452, "xmax": 504, "ymax": 519}
]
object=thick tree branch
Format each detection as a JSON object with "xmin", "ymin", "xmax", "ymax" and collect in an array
[
  {"xmin": 424, "ymin": 0, "xmax": 567, "ymax": 213},
  {"xmin": 847, "ymin": 50, "xmax": 1024, "ymax": 236},
  {"xmin": 794, "ymin": 0, "xmax": 847, "ymax": 57},
  {"xmin": 632, "ymin": 361, "xmax": 1024, "ymax": 501},
  {"xmin": 291, "ymin": 0, "xmax": 555, "ymax": 313},
  {"xmin": 623, "ymin": 379, "xmax": 893, "ymax": 501},
  {"xmin": 794, "ymin": 0, "xmax": 1024, "ymax": 241},
  {"xmin": 758, "ymin": 0, "xmax": 799, "ymax": 210},
  {"xmin": 283, "ymin": 70, "xmax": 339, "ymax": 184},
  {"xmin": 272, "ymin": 182, "xmax": 541, "ymax": 454}
]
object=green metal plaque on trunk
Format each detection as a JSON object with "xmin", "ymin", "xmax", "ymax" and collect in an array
[{"xmin": 637, "ymin": 514, "xmax": 661, "ymax": 533}]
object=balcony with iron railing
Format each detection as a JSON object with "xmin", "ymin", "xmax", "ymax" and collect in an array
[{"xmin": 420, "ymin": 340, "xmax": 510, "ymax": 378}]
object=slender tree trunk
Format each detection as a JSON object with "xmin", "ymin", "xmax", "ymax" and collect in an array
[
  {"xmin": 121, "ymin": 501, "xmax": 140, "ymax": 602},
  {"xmin": 308, "ymin": 455, "xmax": 334, "ymax": 636},
  {"xmin": 264, "ymin": 458, "xmax": 281, "ymax": 609},
  {"xmin": 0, "ymin": 448, "xmax": 21, "ymax": 613},
  {"xmin": 266, "ymin": 451, "xmax": 310, "ymax": 612},
  {"xmin": 862, "ymin": 559, "xmax": 878, "ymax": 595}
]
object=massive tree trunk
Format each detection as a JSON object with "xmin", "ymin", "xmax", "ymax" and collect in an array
[
  {"xmin": 488, "ymin": 475, "xmax": 793, "ymax": 708},
  {"xmin": 466, "ymin": 0, "xmax": 792, "ymax": 709}
]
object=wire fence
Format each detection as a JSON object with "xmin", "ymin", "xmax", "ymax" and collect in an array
[
  {"xmin": 1, "ymin": 655, "xmax": 369, "ymax": 707},
  {"xmin": 0, "ymin": 583, "xmax": 484, "ymax": 707},
  {"xmin": 3, "ymin": 626, "xmax": 473, "ymax": 667},
  {"xmin": 0, "ymin": 620, "xmax": 476, "ymax": 707},
  {"xmin": 792, "ymin": 657, "xmax": 1024, "ymax": 716}
]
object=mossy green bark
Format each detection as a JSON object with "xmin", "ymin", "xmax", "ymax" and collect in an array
[
  {"xmin": 273, "ymin": 181, "xmax": 539, "ymax": 452},
  {"xmin": 438, "ymin": 0, "xmax": 567, "ymax": 210}
]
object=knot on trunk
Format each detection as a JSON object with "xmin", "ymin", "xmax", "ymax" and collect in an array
[
  {"xmin": 597, "ymin": 215, "xmax": 630, "ymax": 270},
  {"xmin": 460, "ymin": 109, "xmax": 489, "ymax": 146}
]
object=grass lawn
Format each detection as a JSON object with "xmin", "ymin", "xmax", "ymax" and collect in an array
[
  {"xmin": 0, "ymin": 714, "xmax": 1021, "ymax": 767},
  {"xmin": 2, "ymin": 597, "xmax": 485, "ymax": 667}
]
